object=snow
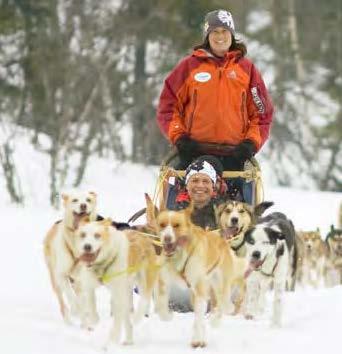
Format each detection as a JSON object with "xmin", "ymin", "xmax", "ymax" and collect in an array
[{"xmin": 0, "ymin": 148, "xmax": 341, "ymax": 354}]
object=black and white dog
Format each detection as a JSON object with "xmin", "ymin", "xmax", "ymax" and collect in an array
[{"xmin": 243, "ymin": 212, "xmax": 296, "ymax": 327}]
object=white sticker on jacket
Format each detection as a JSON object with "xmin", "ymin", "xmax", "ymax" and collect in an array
[{"xmin": 194, "ymin": 72, "xmax": 211, "ymax": 82}]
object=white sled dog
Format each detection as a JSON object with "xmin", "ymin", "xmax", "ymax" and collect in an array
[
  {"xmin": 70, "ymin": 219, "xmax": 159, "ymax": 346},
  {"xmin": 43, "ymin": 190, "xmax": 97, "ymax": 323}
]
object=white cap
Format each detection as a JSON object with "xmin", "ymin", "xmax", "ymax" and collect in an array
[{"xmin": 185, "ymin": 160, "xmax": 217, "ymax": 184}]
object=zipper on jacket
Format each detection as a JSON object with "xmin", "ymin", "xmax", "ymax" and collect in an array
[
  {"xmin": 187, "ymin": 89, "xmax": 197, "ymax": 134},
  {"xmin": 241, "ymin": 91, "xmax": 248, "ymax": 133}
]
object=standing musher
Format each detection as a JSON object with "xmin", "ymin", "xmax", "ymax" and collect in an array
[{"xmin": 156, "ymin": 9, "xmax": 274, "ymax": 171}]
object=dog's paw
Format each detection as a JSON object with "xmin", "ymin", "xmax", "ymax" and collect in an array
[
  {"xmin": 191, "ymin": 341, "xmax": 207, "ymax": 348},
  {"xmin": 245, "ymin": 314, "xmax": 254, "ymax": 320},
  {"xmin": 80, "ymin": 322, "xmax": 95, "ymax": 331},
  {"xmin": 122, "ymin": 339, "xmax": 134, "ymax": 346}
]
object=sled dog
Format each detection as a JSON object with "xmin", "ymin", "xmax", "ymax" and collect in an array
[
  {"xmin": 325, "ymin": 225, "xmax": 342, "ymax": 286},
  {"xmin": 244, "ymin": 212, "xmax": 296, "ymax": 327},
  {"xmin": 70, "ymin": 219, "xmax": 159, "ymax": 346},
  {"xmin": 153, "ymin": 204, "xmax": 241, "ymax": 348},
  {"xmin": 296, "ymin": 229, "xmax": 326, "ymax": 288},
  {"xmin": 43, "ymin": 190, "xmax": 97, "ymax": 322},
  {"xmin": 214, "ymin": 200, "xmax": 274, "ymax": 312}
]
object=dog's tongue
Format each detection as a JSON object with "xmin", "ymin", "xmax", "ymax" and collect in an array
[
  {"xmin": 244, "ymin": 259, "xmax": 264, "ymax": 278},
  {"xmin": 164, "ymin": 242, "xmax": 176, "ymax": 256},
  {"xmin": 80, "ymin": 252, "xmax": 97, "ymax": 263},
  {"xmin": 222, "ymin": 226, "xmax": 239, "ymax": 240},
  {"xmin": 72, "ymin": 212, "xmax": 88, "ymax": 230}
]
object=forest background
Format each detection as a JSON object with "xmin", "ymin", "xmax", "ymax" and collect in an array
[{"xmin": 0, "ymin": 0, "xmax": 341, "ymax": 206}]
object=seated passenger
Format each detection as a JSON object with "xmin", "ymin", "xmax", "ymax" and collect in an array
[{"xmin": 174, "ymin": 155, "xmax": 224, "ymax": 230}]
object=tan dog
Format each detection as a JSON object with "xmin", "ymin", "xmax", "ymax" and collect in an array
[
  {"xmin": 153, "ymin": 205, "xmax": 241, "ymax": 348},
  {"xmin": 325, "ymin": 225, "xmax": 342, "ymax": 286},
  {"xmin": 215, "ymin": 200, "xmax": 274, "ymax": 256},
  {"xmin": 214, "ymin": 200, "xmax": 274, "ymax": 312},
  {"xmin": 70, "ymin": 220, "xmax": 159, "ymax": 346},
  {"xmin": 43, "ymin": 190, "xmax": 97, "ymax": 323},
  {"xmin": 296, "ymin": 229, "xmax": 326, "ymax": 288}
]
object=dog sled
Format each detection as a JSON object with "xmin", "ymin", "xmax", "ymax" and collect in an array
[
  {"xmin": 128, "ymin": 143, "xmax": 264, "ymax": 225},
  {"xmin": 154, "ymin": 143, "xmax": 263, "ymax": 209}
]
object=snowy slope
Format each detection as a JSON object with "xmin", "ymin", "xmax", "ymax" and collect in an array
[{"xmin": 0, "ymin": 154, "xmax": 341, "ymax": 354}]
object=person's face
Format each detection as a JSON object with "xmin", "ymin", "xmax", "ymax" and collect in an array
[
  {"xmin": 208, "ymin": 27, "xmax": 232, "ymax": 57},
  {"xmin": 186, "ymin": 173, "xmax": 214, "ymax": 207}
]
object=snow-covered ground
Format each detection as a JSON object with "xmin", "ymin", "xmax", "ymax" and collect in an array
[{"xmin": 0, "ymin": 153, "xmax": 341, "ymax": 354}]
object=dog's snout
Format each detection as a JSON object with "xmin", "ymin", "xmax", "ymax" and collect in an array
[
  {"xmin": 164, "ymin": 235, "xmax": 172, "ymax": 244},
  {"xmin": 80, "ymin": 203, "xmax": 87, "ymax": 211},
  {"xmin": 84, "ymin": 244, "xmax": 92, "ymax": 252},
  {"xmin": 231, "ymin": 217, "xmax": 238, "ymax": 225},
  {"xmin": 252, "ymin": 250, "xmax": 261, "ymax": 260}
]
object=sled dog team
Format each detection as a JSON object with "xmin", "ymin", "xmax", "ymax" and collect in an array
[{"xmin": 43, "ymin": 190, "xmax": 342, "ymax": 348}]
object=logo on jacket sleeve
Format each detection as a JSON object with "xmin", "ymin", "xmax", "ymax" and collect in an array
[
  {"xmin": 251, "ymin": 87, "xmax": 265, "ymax": 114},
  {"xmin": 194, "ymin": 72, "xmax": 211, "ymax": 82}
]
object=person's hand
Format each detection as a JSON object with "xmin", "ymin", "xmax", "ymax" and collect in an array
[
  {"xmin": 233, "ymin": 140, "xmax": 256, "ymax": 162},
  {"xmin": 175, "ymin": 136, "xmax": 199, "ymax": 156}
]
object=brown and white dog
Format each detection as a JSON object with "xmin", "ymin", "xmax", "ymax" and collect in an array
[
  {"xmin": 296, "ymin": 229, "xmax": 326, "ymax": 288},
  {"xmin": 325, "ymin": 225, "xmax": 342, "ymax": 286},
  {"xmin": 214, "ymin": 200, "xmax": 274, "ymax": 312},
  {"xmin": 43, "ymin": 190, "xmax": 97, "ymax": 323},
  {"xmin": 70, "ymin": 219, "xmax": 159, "ymax": 347},
  {"xmin": 153, "ymin": 205, "xmax": 241, "ymax": 348}
]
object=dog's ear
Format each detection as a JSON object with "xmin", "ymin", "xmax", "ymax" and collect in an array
[
  {"xmin": 214, "ymin": 203, "xmax": 225, "ymax": 225},
  {"xmin": 88, "ymin": 191, "xmax": 97, "ymax": 199},
  {"xmin": 98, "ymin": 218, "xmax": 112, "ymax": 227},
  {"xmin": 266, "ymin": 227, "xmax": 284, "ymax": 243},
  {"xmin": 254, "ymin": 201, "xmax": 274, "ymax": 218},
  {"xmin": 145, "ymin": 193, "xmax": 159, "ymax": 229}
]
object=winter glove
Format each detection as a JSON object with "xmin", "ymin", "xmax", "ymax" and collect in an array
[
  {"xmin": 175, "ymin": 136, "xmax": 199, "ymax": 156},
  {"xmin": 175, "ymin": 136, "xmax": 200, "ymax": 169},
  {"xmin": 233, "ymin": 140, "xmax": 256, "ymax": 162}
]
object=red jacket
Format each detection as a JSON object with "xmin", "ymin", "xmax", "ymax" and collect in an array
[{"xmin": 156, "ymin": 49, "xmax": 274, "ymax": 151}]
